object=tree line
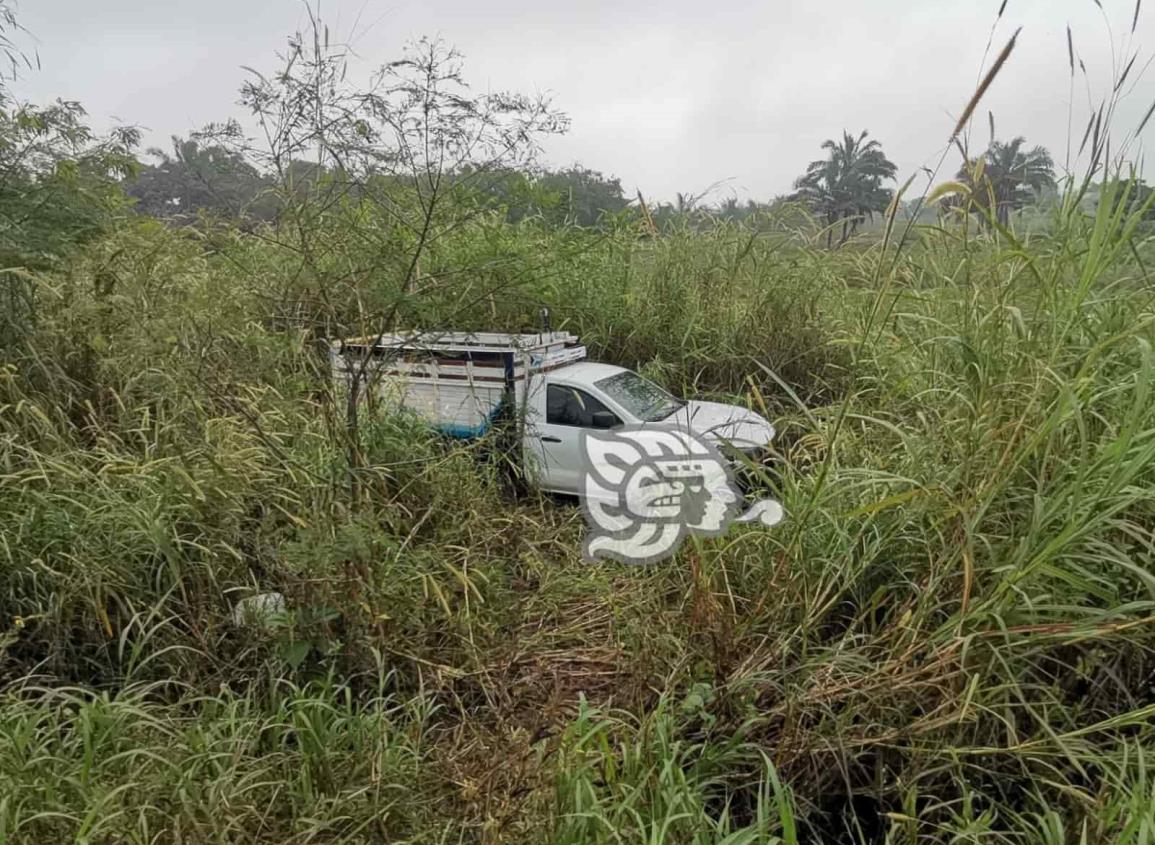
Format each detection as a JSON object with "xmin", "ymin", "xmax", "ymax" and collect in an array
[
  {"xmin": 121, "ymin": 130, "xmax": 1070, "ymax": 240},
  {"xmin": 122, "ymin": 132, "xmax": 1079, "ymax": 243},
  {"xmin": 0, "ymin": 0, "xmax": 1124, "ymax": 279}
]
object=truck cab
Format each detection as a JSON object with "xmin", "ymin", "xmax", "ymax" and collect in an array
[{"xmin": 524, "ymin": 361, "xmax": 775, "ymax": 495}]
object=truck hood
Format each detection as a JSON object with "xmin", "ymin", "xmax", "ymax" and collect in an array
[{"xmin": 660, "ymin": 400, "xmax": 776, "ymax": 452}]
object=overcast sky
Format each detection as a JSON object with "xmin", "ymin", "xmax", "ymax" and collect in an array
[{"xmin": 11, "ymin": 0, "xmax": 1155, "ymax": 201}]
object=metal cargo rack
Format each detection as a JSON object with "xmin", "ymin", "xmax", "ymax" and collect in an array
[{"xmin": 332, "ymin": 330, "xmax": 587, "ymax": 437}]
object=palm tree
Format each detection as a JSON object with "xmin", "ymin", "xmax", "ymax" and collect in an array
[
  {"xmin": 719, "ymin": 196, "xmax": 741, "ymax": 220},
  {"xmin": 792, "ymin": 130, "xmax": 897, "ymax": 247},
  {"xmin": 954, "ymin": 137, "xmax": 1055, "ymax": 228},
  {"xmin": 129, "ymin": 136, "xmax": 271, "ymax": 221}
]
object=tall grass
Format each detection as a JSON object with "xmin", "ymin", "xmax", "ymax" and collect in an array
[
  {"xmin": 4, "ymin": 147, "xmax": 1155, "ymax": 844},
  {"xmin": 0, "ymin": 673, "xmax": 442, "ymax": 843}
]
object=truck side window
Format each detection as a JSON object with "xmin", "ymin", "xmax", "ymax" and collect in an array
[{"xmin": 546, "ymin": 384, "xmax": 619, "ymax": 427}]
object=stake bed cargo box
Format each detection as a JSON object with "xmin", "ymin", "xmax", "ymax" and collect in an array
[{"xmin": 332, "ymin": 331, "xmax": 586, "ymax": 437}]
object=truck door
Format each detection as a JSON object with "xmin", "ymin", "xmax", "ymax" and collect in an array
[{"xmin": 524, "ymin": 379, "xmax": 621, "ymax": 494}]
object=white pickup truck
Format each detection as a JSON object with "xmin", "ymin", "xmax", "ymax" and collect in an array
[{"xmin": 332, "ymin": 331, "xmax": 776, "ymax": 495}]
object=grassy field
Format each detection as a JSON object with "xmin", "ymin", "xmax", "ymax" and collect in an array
[{"xmin": 3, "ymin": 170, "xmax": 1155, "ymax": 844}]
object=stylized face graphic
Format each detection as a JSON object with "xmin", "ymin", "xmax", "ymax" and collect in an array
[
  {"xmin": 578, "ymin": 425, "xmax": 781, "ymax": 565},
  {"xmin": 622, "ymin": 458, "xmax": 738, "ymax": 529}
]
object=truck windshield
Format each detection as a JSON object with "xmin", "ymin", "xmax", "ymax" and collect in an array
[{"xmin": 595, "ymin": 371, "xmax": 684, "ymax": 422}]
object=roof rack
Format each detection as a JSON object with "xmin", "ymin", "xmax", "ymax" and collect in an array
[{"xmin": 337, "ymin": 331, "xmax": 580, "ymax": 355}]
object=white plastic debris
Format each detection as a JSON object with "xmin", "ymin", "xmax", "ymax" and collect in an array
[{"xmin": 232, "ymin": 592, "xmax": 287, "ymax": 628}]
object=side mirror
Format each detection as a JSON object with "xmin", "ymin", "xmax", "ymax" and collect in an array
[{"xmin": 591, "ymin": 411, "xmax": 618, "ymax": 429}]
